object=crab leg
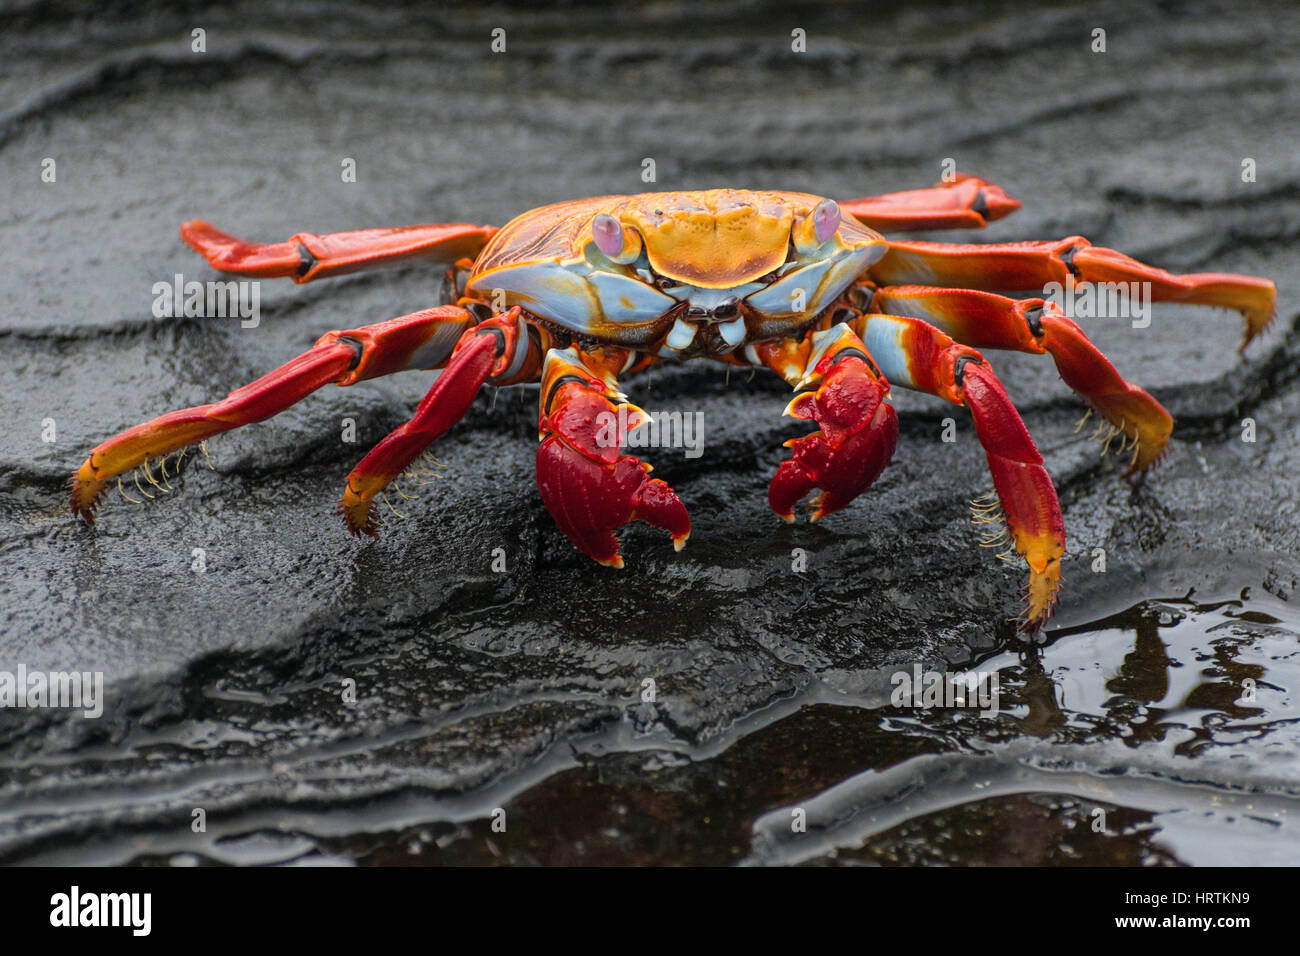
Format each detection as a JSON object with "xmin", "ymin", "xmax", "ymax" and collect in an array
[
  {"xmin": 871, "ymin": 286, "xmax": 1173, "ymax": 473},
  {"xmin": 181, "ymin": 220, "xmax": 497, "ymax": 283},
  {"xmin": 534, "ymin": 347, "xmax": 690, "ymax": 566},
  {"xmin": 751, "ymin": 323, "xmax": 899, "ymax": 523},
  {"xmin": 851, "ymin": 312, "xmax": 1066, "ymax": 630},
  {"xmin": 840, "ymin": 175, "xmax": 1021, "ymax": 232},
  {"xmin": 340, "ymin": 309, "xmax": 536, "ymax": 535},
  {"xmin": 70, "ymin": 305, "xmax": 477, "ymax": 522},
  {"xmin": 871, "ymin": 236, "xmax": 1278, "ymax": 350}
]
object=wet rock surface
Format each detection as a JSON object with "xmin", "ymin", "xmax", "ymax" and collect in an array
[{"xmin": 1, "ymin": 0, "xmax": 1298, "ymax": 864}]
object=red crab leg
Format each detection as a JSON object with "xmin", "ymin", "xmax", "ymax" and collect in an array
[
  {"xmin": 535, "ymin": 347, "xmax": 689, "ymax": 567},
  {"xmin": 871, "ymin": 286, "xmax": 1173, "ymax": 474},
  {"xmin": 871, "ymin": 236, "xmax": 1278, "ymax": 350},
  {"xmin": 69, "ymin": 305, "xmax": 476, "ymax": 522},
  {"xmin": 851, "ymin": 312, "xmax": 1066, "ymax": 631},
  {"xmin": 341, "ymin": 309, "xmax": 537, "ymax": 536},
  {"xmin": 181, "ymin": 220, "xmax": 497, "ymax": 283},
  {"xmin": 751, "ymin": 325, "xmax": 899, "ymax": 522},
  {"xmin": 839, "ymin": 175, "xmax": 1021, "ymax": 232}
]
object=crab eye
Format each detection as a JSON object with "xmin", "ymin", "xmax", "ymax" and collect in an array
[
  {"xmin": 814, "ymin": 199, "xmax": 841, "ymax": 243},
  {"xmin": 593, "ymin": 214, "xmax": 622, "ymax": 256},
  {"xmin": 793, "ymin": 198, "xmax": 842, "ymax": 252},
  {"xmin": 592, "ymin": 213, "xmax": 643, "ymax": 264},
  {"xmin": 654, "ymin": 275, "xmax": 680, "ymax": 291}
]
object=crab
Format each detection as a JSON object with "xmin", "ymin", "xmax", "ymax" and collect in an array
[{"xmin": 69, "ymin": 174, "xmax": 1277, "ymax": 631}]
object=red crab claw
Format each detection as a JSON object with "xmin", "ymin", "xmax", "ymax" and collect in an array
[
  {"xmin": 535, "ymin": 348, "xmax": 689, "ymax": 567},
  {"xmin": 768, "ymin": 326, "xmax": 899, "ymax": 522}
]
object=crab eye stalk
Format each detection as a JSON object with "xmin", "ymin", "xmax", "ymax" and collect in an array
[
  {"xmin": 591, "ymin": 213, "xmax": 643, "ymax": 264},
  {"xmin": 793, "ymin": 199, "xmax": 841, "ymax": 252},
  {"xmin": 815, "ymin": 200, "xmax": 841, "ymax": 241}
]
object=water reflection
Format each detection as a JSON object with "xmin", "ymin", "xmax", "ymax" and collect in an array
[
  {"xmin": 996, "ymin": 590, "xmax": 1296, "ymax": 757},
  {"xmin": 364, "ymin": 589, "xmax": 1300, "ymax": 866},
  {"xmin": 738, "ymin": 589, "xmax": 1300, "ymax": 865}
]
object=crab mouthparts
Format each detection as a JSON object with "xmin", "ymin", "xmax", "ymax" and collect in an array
[{"xmin": 683, "ymin": 299, "xmax": 740, "ymax": 322}]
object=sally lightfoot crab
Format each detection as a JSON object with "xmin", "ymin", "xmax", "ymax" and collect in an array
[{"xmin": 69, "ymin": 175, "xmax": 1277, "ymax": 631}]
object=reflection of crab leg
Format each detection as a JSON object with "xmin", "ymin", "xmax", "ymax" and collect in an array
[
  {"xmin": 871, "ymin": 286, "xmax": 1173, "ymax": 474},
  {"xmin": 70, "ymin": 305, "xmax": 478, "ymax": 522},
  {"xmin": 535, "ymin": 347, "xmax": 689, "ymax": 567},
  {"xmin": 851, "ymin": 312, "xmax": 1066, "ymax": 631},
  {"xmin": 872, "ymin": 236, "xmax": 1278, "ymax": 350},
  {"xmin": 340, "ymin": 308, "xmax": 536, "ymax": 536},
  {"xmin": 840, "ymin": 174, "xmax": 1021, "ymax": 232},
  {"xmin": 751, "ymin": 324, "xmax": 899, "ymax": 522},
  {"xmin": 181, "ymin": 220, "xmax": 497, "ymax": 283}
]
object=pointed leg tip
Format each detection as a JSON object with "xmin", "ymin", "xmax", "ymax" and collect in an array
[
  {"xmin": 985, "ymin": 192, "xmax": 1021, "ymax": 221},
  {"xmin": 672, "ymin": 533, "xmax": 689, "ymax": 552},
  {"xmin": 179, "ymin": 219, "xmax": 224, "ymax": 252},
  {"xmin": 1020, "ymin": 559, "xmax": 1061, "ymax": 632},
  {"xmin": 809, "ymin": 492, "xmax": 838, "ymax": 523},
  {"xmin": 68, "ymin": 496, "xmax": 98, "ymax": 525},
  {"xmin": 338, "ymin": 499, "xmax": 380, "ymax": 539},
  {"xmin": 1239, "ymin": 306, "xmax": 1276, "ymax": 353},
  {"xmin": 68, "ymin": 463, "xmax": 107, "ymax": 525},
  {"xmin": 1123, "ymin": 444, "xmax": 1169, "ymax": 480},
  {"xmin": 1016, "ymin": 616, "xmax": 1051, "ymax": 642}
]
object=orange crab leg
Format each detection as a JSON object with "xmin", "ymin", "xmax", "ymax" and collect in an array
[
  {"xmin": 851, "ymin": 312, "xmax": 1065, "ymax": 630},
  {"xmin": 535, "ymin": 347, "xmax": 689, "ymax": 566},
  {"xmin": 840, "ymin": 175, "xmax": 1021, "ymax": 232},
  {"xmin": 70, "ymin": 305, "xmax": 477, "ymax": 522},
  {"xmin": 751, "ymin": 325, "xmax": 899, "ymax": 522},
  {"xmin": 871, "ymin": 236, "xmax": 1278, "ymax": 350},
  {"xmin": 870, "ymin": 286, "xmax": 1173, "ymax": 473},
  {"xmin": 181, "ymin": 220, "xmax": 497, "ymax": 283}
]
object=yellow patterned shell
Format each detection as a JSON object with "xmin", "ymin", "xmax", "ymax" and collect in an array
[{"xmin": 471, "ymin": 189, "xmax": 844, "ymax": 289}]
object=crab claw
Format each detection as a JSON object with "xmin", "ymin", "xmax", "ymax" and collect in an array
[
  {"xmin": 535, "ymin": 347, "xmax": 689, "ymax": 566},
  {"xmin": 536, "ymin": 437, "xmax": 689, "ymax": 567},
  {"xmin": 769, "ymin": 329, "xmax": 899, "ymax": 522}
]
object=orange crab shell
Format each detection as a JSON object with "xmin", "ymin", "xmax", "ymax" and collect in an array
[
  {"xmin": 618, "ymin": 191, "xmax": 794, "ymax": 288},
  {"xmin": 471, "ymin": 189, "xmax": 868, "ymax": 291}
]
